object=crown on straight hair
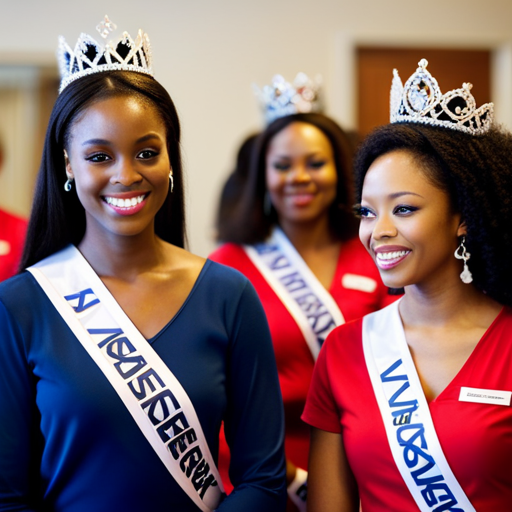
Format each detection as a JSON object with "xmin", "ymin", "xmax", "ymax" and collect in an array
[
  {"xmin": 57, "ymin": 15, "xmax": 153, "ymax": 93},
  {"xmin": 253, "ymin": 72, "xmax": 323, "ymax": 125},
  {"xmin": 390, "ymin": 59, "xmax": 494, "ymax": 135}
]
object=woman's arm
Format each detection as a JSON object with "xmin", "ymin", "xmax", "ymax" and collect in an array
[
  {"xmin": 307, "ymin": 427, "xmax": 358, "ymax": 512},
  {"xmin": 0, "ymin": 297, "xmax": 39, "ymax": 512},
  {"xmin": 217, "ymin": 281, "xmax": 287, "ymax": 511}
]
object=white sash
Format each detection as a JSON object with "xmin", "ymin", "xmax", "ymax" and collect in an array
[
  {"xmin": 362, "ymin": 301, "xmax": 475, "ymax": 512},
  {"xmin": 244, "ymin": 227, "xmax": 344, "ymax": 360},
  {"xmin": 28, "ymin": 245, "xmax": 224, "ymax": 512}
]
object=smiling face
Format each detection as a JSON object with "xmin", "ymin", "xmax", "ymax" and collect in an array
[
  {"xmin": 64, "ymin": 95, "xmax": 171, "ymax": 243},
  {"xmin": 265, "ymin": 121, "xmax": 338, "ymax": 229},
  {"xmin": 359, "ymin": 149, "xmax": 465, "ymax": 290}
]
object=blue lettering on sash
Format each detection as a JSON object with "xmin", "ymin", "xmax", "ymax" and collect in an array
[
  {"xmin": 128, "ymin": 368, "xmax": 166, "ymax": 400},
  {"xmin": 88, "ymin": 328, "xmax": 124, "ymax": 348},
  {"xmin": 280, "ymin": 272, "xmax": 307, "ymax": 292},
  {"xmin": 157, "ymin": 411, "xmax": 219, "ymax": 497},
  {"xmin": 381, "ymin": 358, "xmax": 419, "ymax": 418},
  {"xmin": 142, "ymin": 389, "xmax": 181, "ymax": 425},
  {"xmin": 254, "ymin": 241, "xmax": 339, "ymax": 349},
  {"xmin": 255, "ymin": 243, "xmax": 279, "ymax": 255},
  {"xmin": 180, "ymin": 447, "xmax": 219, "ymax": 497},
  {"xmin": 77, "ymin": 305, "xmax": 217, "ymax": 502},
  {"xmin": 157, "ymin": 410, "xmax": 190, "ymax": 444},
  {"xmin": 192, "ymin": 459, "xmax": 219, "ymax": 498},
  {"xmin": 65, "ymin": 288, "xmax": 100, "ymax": 312},
  {"xmin": 269, "ymin": 254, "xmax": 290, "ymax": 270},
  {"xmin": 171, "ymin": 427, "xmax": 198, "ymax": 461},
  {"xmin": 105, "ymin": 336, "xmax": 147, "ymax": 379},
  {"xmin": 381, "ymin": 359, "xmax": 463, "ymax": 511}
]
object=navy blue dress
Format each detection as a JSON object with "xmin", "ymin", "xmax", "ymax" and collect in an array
[{"xmin": 0, "ymin": 259, "xmax": 286, "ymax": 511}]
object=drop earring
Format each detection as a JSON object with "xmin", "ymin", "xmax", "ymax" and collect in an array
[
  {"xmin": 169, "ymin": 172, "xmax": 174, "ymax": 193},
  {"xmin": 64, "ymin": 177, "xmax": 73, "ymax": 192},
  {"xmin": 454, "ymin": 236, "xmax": 473, "ymax": 284}
]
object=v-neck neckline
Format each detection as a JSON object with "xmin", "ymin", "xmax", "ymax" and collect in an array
[{"xmin": 394, "ymin": 302, "xmax": 506, "ymax": 404}]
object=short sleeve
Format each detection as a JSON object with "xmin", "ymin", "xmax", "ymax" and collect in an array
[{"xmin": 301, "ymin": 336, "xmax": 343, "ymax": 433}]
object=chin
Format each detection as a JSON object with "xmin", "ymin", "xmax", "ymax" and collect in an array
[{"xmin": 377, "ymin": 271, "xmax": 408, "ymax": 290}]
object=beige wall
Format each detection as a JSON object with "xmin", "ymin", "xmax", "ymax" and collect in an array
[{"xmin": 0, "ymin": 0, "xmax": 511, "ymax": 256}]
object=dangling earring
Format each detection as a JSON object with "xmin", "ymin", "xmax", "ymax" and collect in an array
[
  {"xmin": 264, "ymin": 191, "xmax": 272, "ymax": 216},
  {"xmin": 169, "ymin": 171, "xmax": 174, "ymax": 193},
  {"xmin": 454, "ymin": 236, "xmax": 473, "ymax": 284},
  {"xmin": 64, "ymin": 177, "xmax": 73, "ymax": 192}
]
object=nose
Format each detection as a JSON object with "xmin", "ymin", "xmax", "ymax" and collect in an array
[
  {"xmin": 372, "ymin": 212, "xmax": 398, "ymax": 240},
  {"xmin": 288, "ymin": 164, "xmax": 311, "ymax": 184},
  {"xmin": 109, "ymin": 160, "xmax": 143, "ymax": 186}
]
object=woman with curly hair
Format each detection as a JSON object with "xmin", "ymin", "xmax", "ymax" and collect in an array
[{"xmin": 303, "ymin": 60, "xmax": 512, "ymax": 511}]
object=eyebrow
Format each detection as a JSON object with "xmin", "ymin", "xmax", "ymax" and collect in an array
[
  {"xmin": 81, "ymin": 134, "xmax": 163, "ymax": 146},
  {"xmin": 389, "ymin": 191, "xmax": 424, "ymax": 199},
  {"xmin": 272, "ymin": 151, "xmax": 327, "ymax": 159}
]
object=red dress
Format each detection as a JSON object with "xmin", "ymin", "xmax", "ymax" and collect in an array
[
  {"xmin": 0, "ymin": 209, "xmax": 27, "ymax": 282},
  {"xmin": 302, "ymin": 308, "xmax": 512, "ymax": 511},
  {"xmin": 210, "ymin": 236, "xmax": 395, "ymax": 488}
]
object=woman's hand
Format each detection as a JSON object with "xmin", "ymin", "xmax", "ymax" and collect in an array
[{"xmin": 286, "ymin": 459, "xmax": 307, "ymax": 512}]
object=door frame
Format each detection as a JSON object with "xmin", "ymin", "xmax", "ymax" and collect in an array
[{"xmin": 331, "ymin": 32, "xmax": 512, "ymax": 131}]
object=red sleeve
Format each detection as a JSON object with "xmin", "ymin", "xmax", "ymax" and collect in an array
[
  {"xmin": 302, "ymin": 319, "xmax": 364, "ymax": 433},
  {"xmin": 301, "ymin": 338, "xmax": 342, "ymax": 433}
]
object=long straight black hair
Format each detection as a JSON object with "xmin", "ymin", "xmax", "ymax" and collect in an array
[{"xmin": 21, "ymin": 71, "xmax": 186, "ymax": 270}]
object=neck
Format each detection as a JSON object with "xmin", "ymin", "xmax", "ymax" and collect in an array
[
  {"xmin": 399, "ymin": 277, "xmax": 501, "ymax": 329},
  {"xmin": 78, "ymin": 227, "xmax": 166, "ymax": 281}
]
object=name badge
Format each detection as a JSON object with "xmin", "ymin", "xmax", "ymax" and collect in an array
[
  {"xmin": 341, "ymin": 273, "xmax": 377, "ymax": 293},
  {"xmin": 0, "ymin": 240, "xmax": 11, "ymax": 256},
  {"xmin": 459, "ymin": 386, "xmax": 511, "ymax": 406}
]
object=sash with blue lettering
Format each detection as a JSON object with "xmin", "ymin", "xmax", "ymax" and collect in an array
[
  {"xmin": 244, "ymin": 227, "xmax": 344, "ymax": 360},
  {"xmin": 362, "ymin": 300, "xmax": 476, "ymax": 512},
  {"xmin": 28, "ymin": 245, "xmax": 224, "ymax": 512}
]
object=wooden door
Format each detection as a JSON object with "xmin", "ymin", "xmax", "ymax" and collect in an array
[{"xmin": 357, "ymin": 48, "xmax": 491, "ymax": 137}]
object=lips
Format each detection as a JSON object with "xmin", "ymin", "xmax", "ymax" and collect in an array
[
  {"xmin": 102, "ymin": 193, "xmax": 149, "ymax": 216},
  {"xmin": 287, "ymin": 193, "xmax": 315, "ymax": 206},
  {"xmin": 374, "ymin": 246, "xmax": 411, "ymax": 270}
]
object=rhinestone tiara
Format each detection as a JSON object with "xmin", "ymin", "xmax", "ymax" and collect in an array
[
  {"xmin": 253, "ymin": 72, "xmax": 323, "ymax": 125},
  {"xmin": 57, "ymin": 16, "xmax": 153, "ymax": 94},
  {"xmin": 390, "ymin": 59, "xmax": 494, "ymax": 135}
]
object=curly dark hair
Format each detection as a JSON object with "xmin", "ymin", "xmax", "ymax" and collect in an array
[
  {"xmin": 217, "ymin": 113, "xmax": 359, "ymax": 244},
  {"xmin": 354, "ymin": 122, "xmax": 512, "ymax": 306},
  {"xmin": 20, "ymin": 71, "xmax": 186, "ymax": 270}
]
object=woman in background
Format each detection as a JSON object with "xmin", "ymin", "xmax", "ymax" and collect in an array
[
  {"xmin": 0, "ymin": 138, "xmax": 27, "ymax": 281},
  {"xmin": 303, "ymin": 59, "xmax": 512, "ymax": 511},
  {"xmin": 211, "ymin": 74, "xmax": 395, "ymax": 511}
]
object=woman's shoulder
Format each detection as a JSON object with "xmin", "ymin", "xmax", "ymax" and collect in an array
[
  {"xmin": 0, "ymin": 272, "xmax": 46, "ymax": 326},
  {"xmin": 203, "ymin": 257, "xmax": 253, "ymax": 291},
  {"xmin": 0, "ymin": 271, "xmax": 38, "ymax": 301},
  {"xmin": 326, "ymin": 317, "xmax": 365, "ymax": 346}
]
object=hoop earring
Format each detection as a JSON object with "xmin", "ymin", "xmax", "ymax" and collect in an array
[
  {"xmin": 169, "ymin": 172, "xmax": 174, "ymax": 193},
  {"xmin": 454, "ymin": 236, "xmax": 473, "ymax": 284},
  {"xmin": 264, "ymin": 191, "xmax": 272, "ymax": 216},
  {"xmin": 64, "ymin": 178, "xmax": 73, "ymax": 192}
]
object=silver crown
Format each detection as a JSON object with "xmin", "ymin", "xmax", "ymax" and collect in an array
[
  {"xmin": 254, "ymin": 72, "xmax": 323, "ymax": 124},
  {"xmin": 57, "ymin": 15, "xmax": 153, "ymax": 93},
  {"xmin": 390, "ymin": 59, "xmax": 494, "ymax": 135}
]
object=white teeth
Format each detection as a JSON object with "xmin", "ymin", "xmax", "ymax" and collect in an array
[
  {"xmin": 376, "ymin": 250, "xmax": 409, "ymax": 261},
  {"xmin": 105, "ymin": 195, "xmax": 145, "ymax": 208}
]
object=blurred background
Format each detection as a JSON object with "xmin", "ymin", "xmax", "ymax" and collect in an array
[{"xmin": 0, "ymin": 0, "xmax": 511, "ymax": 257}]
